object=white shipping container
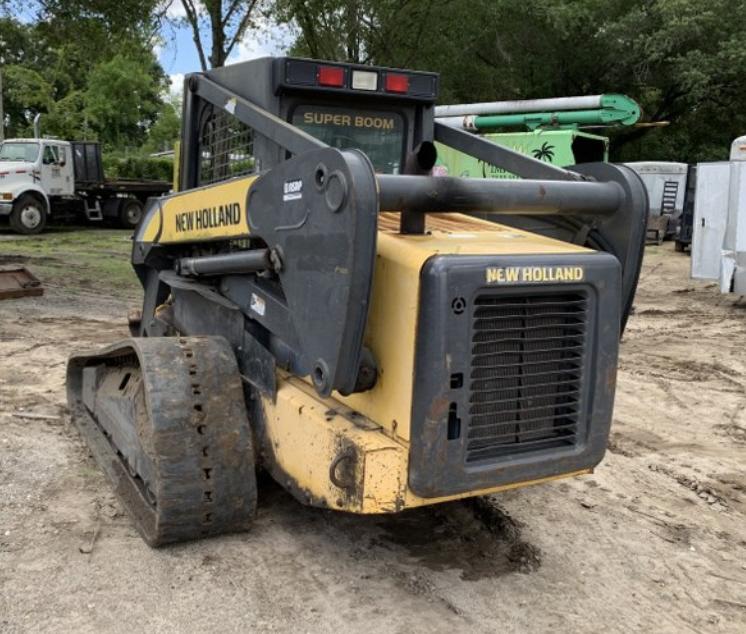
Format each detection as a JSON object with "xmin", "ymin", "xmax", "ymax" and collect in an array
[
  {"xmin": 691, "ymin": 162, "xmax": 730, "ymax": 281},
  {"xmin": 722, "ymin": 160, "xmax": 746, "ymax": 293},
  {"xmin": 691, "ymin": 135, "xmax": 746, "ymax": 293}
]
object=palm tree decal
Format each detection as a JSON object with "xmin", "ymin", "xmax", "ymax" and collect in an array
[{"xmin": 532, "ymin": 142, "xmax": 556, "ymax": 162}]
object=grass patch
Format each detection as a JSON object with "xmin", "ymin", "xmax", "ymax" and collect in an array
[{"xmin": 0, "ymin": 225, "xmax": 141, "ymax": 297}]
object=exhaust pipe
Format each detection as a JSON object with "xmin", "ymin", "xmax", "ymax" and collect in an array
[{"xmin": 33, "ymin": 113, "xmax": 41, "ymax": 139}]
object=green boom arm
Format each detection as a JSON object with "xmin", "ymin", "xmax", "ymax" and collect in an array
[{"xmin": 436, "ymin": 94, "xmax": 640, "ymax": 131}]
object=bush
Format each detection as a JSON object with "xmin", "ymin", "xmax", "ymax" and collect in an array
[{"xmin": 103, "ymin": 155, "xmax": 173, "ymax": 182}]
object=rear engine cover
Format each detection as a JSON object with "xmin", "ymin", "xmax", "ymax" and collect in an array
[{"xmin": 408, "ymin": 252, "xmax": 621, "ymax": 497}]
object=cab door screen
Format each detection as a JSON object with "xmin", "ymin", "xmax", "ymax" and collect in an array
[{"xmin": 292, "ymin": 105, "xmax": 405, "ymax": 174}]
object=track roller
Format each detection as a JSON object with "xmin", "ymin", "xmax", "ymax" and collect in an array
[{"xmin": 67, "ymin": 336, "xmax": 257, "ymax": 546}]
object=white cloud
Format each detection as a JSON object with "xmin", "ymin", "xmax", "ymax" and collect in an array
[
  {"xmin": 169, "ymin": 73, "xmax": 185, "ymax": 101},
  {"xmin": 166, "ymin": 0, "xmax": 187, "ymax": 19}
]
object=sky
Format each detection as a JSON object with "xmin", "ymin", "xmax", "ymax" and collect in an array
[{"xmin": 157, "ymin": 3, "xmax": 295, "ymax": 99}]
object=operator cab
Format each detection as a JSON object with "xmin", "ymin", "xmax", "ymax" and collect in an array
[
  {"xmin": 277, "ymin": 60, "xmax": 438, "ymax": 175},
  {"xmin": 181, "ymin": 57, "xmax": 438, "ymax": 189}
]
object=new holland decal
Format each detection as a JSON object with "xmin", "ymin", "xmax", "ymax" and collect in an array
[
  {"xmin": 174, "ymin": 202, "xmax": 242, "ymax": 233},
  {"xmin": 486, "ymin": 266, "xmax": 585, "ymax": 284}
]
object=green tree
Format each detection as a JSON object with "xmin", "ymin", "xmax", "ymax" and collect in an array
[
  {"xmin": 84, "ymin": 54, "xmax": 165, "ymax": 148},
  {"xmin": 275, "ymin": 0, "xmax": 440, "ymax": 65},
  {"xmin": 144, "ymin": 98, "xmax": 182, "ymax": 152},
  {"xmin": 1, "ymin": 65, "xmax": 53, "ymax": 136},
  {"xmin": 167, "ymin": 0, "xmax": 264, "ymax": 69},
  {"xmin": 44, "ymin": 91, "xmax": 90, "ymax": 140},
  {"xmin": 1, "ymin": 0, "xmax": 169, "ymax": 147},
  {"xmin": 278, "ymin": 0, "xmax": 746, "ymax": 163}
]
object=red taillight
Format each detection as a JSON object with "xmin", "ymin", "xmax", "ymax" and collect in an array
[
  {"xmin": 318, "ymin": 65, "xmax": 345, "ymax": 87},
  {"xmin": 385, "ymin": 73, "xmax": 409, "ymax": 93}
]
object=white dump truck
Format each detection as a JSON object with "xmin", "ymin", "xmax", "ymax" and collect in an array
[{"xmin": 0, "ymin": 128, "xmax": 170, "ymax": 234}]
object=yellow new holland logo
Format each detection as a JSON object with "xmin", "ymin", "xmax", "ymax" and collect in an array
[{"xmin": 486, "ymin": 266, "xmax": 585, "ymax": 284}]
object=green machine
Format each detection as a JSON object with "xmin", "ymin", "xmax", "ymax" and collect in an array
[{"xmin": 434, "ymin": 94, "xmax": 640, "ymax": 177}]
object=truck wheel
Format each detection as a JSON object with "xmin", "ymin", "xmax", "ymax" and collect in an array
[
  {"xmin": 119, "ymin": 199, "xmax": 144, "ymax": 229},
  {"xmin": 10, "ymin": 195, "xmax": 47, "ymax": 235}
]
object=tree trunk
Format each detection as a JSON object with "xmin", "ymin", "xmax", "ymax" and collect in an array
[{"xmin": 209, "ymin": 3, "xmax": 225, "ymax": 67}]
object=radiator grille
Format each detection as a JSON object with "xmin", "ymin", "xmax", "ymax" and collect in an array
[{"xmin": 466, "ymin": 292, "xmax": 588, "ymax": 463}]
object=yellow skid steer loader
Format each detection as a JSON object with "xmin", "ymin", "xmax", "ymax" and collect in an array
[{"xmin": 67, "ymin": 57, "xmax": 647, "ymax": 545}]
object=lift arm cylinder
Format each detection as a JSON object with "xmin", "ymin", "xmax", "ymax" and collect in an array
[{"xmin": 177, "ymin": 249, "xmax": 271, "ymax": 277}]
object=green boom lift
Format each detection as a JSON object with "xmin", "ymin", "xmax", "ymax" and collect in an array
[{"xmin": 434, "ymin": 94, "xmax": 640, "ymax": 178}]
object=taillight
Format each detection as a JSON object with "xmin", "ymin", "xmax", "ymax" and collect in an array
[
  {"xmin": 318, "ymin": 65, "xmax": 345, "ymax": 87},
  {"xmin": 385, "ymin": 73, "xmax": 409, "ymax": 93}
]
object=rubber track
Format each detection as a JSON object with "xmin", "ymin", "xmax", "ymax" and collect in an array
[{"xmin": 67, "ymin": 336, "xmax": 257, "ymax": 546}]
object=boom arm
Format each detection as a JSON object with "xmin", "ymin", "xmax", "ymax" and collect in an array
[{"xmin": 435, "ymin": 94, "xmax": 641, "ymax": 131}]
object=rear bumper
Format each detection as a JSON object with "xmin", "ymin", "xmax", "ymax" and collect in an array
[
  {"xmin": 259, "ymin": 373, "xmax": 592, "ymax": 513},
  {"xmin": 0, "ymin": 202, "xmax": 13, "ymax": 216}
]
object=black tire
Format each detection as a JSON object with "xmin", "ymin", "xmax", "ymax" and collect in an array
[
  {"xmin": 119, "ymin": 199, "xmax": 144, "ymax": 229},
  {"xmin": 674, "ymin": 241, "xmax": 685, "ymax": 253},
  {"xmin": 10, "ymin": 194, "xmax": 47, "ymax": 235}
]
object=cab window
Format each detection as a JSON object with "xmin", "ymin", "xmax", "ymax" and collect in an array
[
  {"xmin": 292, "ymin": 105, "xmax": 405, "ymax": 174},
  {"xmin": 43, "ymin": 145, "xmax": 59, "ymax": 165}
]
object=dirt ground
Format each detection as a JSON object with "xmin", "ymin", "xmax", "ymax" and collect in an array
[{"xmin": 1, "ymin": 233, "xmax": 745, "ymax": 633}]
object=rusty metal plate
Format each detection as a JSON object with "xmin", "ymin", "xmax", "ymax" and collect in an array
[{"xmin": 0, "ymin": 267, "xmax": 44, "ymax": 300}]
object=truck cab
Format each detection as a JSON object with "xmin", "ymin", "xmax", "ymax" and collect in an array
[{"xmin": 0, "ymin": 138, "xmax": 75, "ymax": 233}]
